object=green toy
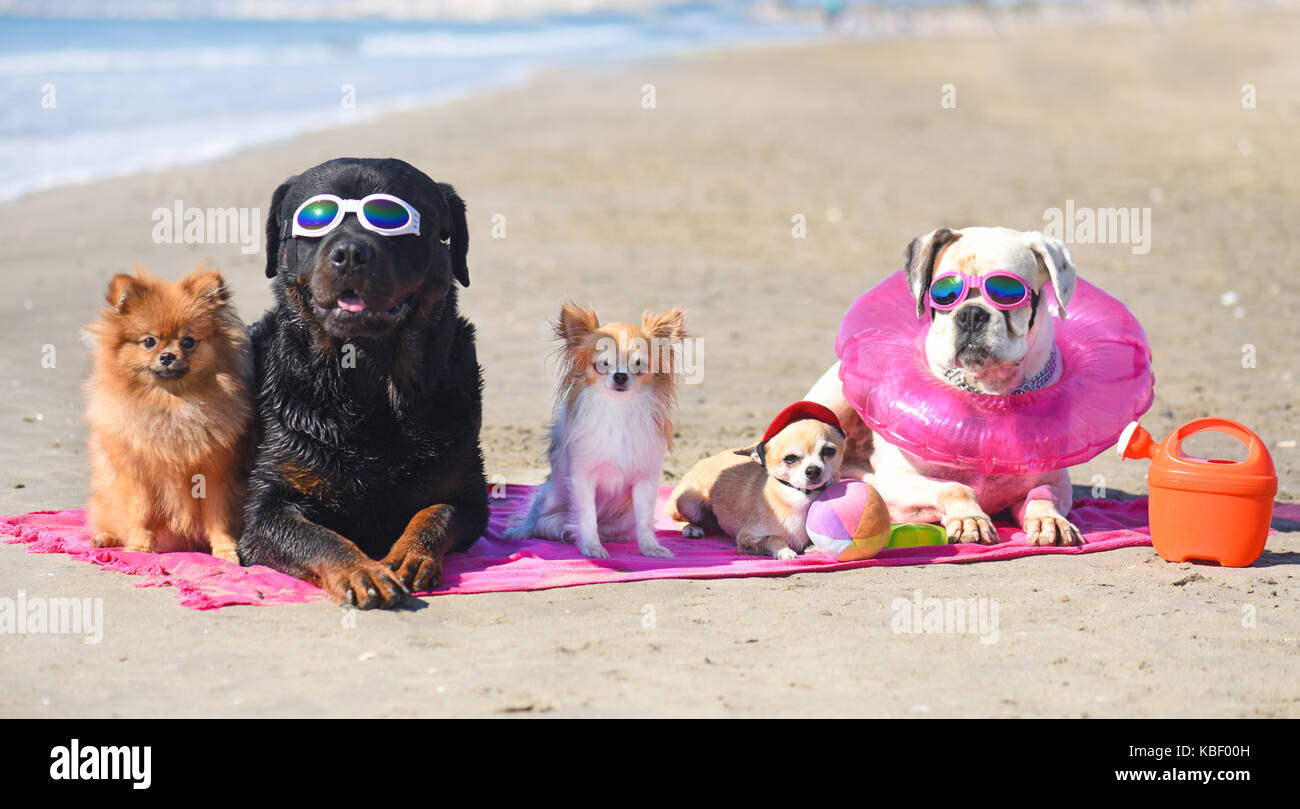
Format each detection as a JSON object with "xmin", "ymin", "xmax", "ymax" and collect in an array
[{"xmin": 886, "ymin": 523, "xmax": 948, "ymax": 548}]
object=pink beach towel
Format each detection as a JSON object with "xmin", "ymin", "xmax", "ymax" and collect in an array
[{"xmin": 3, "ymin": 485, "xmax": 1296, "ymax": 611}]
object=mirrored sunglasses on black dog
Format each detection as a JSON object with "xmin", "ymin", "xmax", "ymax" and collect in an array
[{"xmin": 291, "ymin": 193, "xmax": 421, "ymax": 238}]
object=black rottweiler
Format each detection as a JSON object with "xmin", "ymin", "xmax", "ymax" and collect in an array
[{"xmin": 238, "ymin": 157, "xmax": 487, "ymax": 609}]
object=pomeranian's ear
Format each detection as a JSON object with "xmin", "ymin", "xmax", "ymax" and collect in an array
[
  {"xmin": 642, "ymin": 308, "xmax": 687, "ymax": 341},
  {"xmin": 105, "ymin": 268, "xmax": 150, "ymax": 313},
  {"xmin": 556, "ymin": 300, "xmax": 600, "ymax": 348},
  {"xmin": 180, "ymin": 267, "xmax": 232, "ymax": 307}
]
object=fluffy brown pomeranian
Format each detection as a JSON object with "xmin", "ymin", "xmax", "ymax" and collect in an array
[{"xmin": 83, "ymin": 265, "xmax": 253, "ymax": 562}]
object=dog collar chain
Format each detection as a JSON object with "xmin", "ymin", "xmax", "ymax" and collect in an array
[
  {"xmin": 1013, "ymin": 345, "xmax": 1059, "ymax": 394},
  {"xmin": 942, "ymin": 366, "xmax": 979, "ymax": 393},
  {"xmin": 944, "ymin": 345, "xmax": 1059, "ymax": 396},
  {"xmin": 776, "ymin": 477, "xmax": 829, "ymax": 496}
]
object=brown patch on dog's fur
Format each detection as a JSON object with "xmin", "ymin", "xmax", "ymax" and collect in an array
[
  {"xmin": 380, "ymin": 504, "xmax": 458, "ymax": 592},
  {"xmin": 278, "ymin": 462, "xmax": 336, "ymax": 500},
  {"xmin": 933, "ymin": 240, "xmax": 967, "ymax": 274}
]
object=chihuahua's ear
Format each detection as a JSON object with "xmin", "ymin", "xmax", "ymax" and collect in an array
[
  {"xmin": 556, "ymin": 300, "xmax": 600, "ymax": 347},
  {"xmin": 438, "ymin": 182, "xmax": 470, "ymax": 288},
  {"xmin": 735, "ymin": 441, "xmax": 766, "ymax": 467},
  {"xmin": 106, "ymin": 265, "xmax": 151, "ymax": 313},
  {"xmin": 263, "ymin": 176, "xmax": 296, "ymax": 278},
  {"xmin": 642, "ymin": 308, "xmax": 687, "ymax": 341},
  {"xmin": 180, "ymin": 267, "xmax": 232, "ymax": 308}
]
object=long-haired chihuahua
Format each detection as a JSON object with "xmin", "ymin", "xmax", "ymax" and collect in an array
[{"xmin": 507, "ymin": 301, "xmax": 688, "ymax": 559}]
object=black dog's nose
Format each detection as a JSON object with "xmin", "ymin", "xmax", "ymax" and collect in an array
[
  {"xmin": 805, "ymin": 465, "xmax": 822, "ymax": 480},
  {"xmin": 159, "ymin": 353, "xmax": 176, "ymax": 367},
  {"xmin": 955, "ymin": 306, "xmax": 991, "ymax": 332},
  {"xmin": 612, "ymin": 372, "xmax": 630, "ymax": 386},
  {"xmin": 329, "ymin": 240, "xmax": 372, "ymax": 272}
]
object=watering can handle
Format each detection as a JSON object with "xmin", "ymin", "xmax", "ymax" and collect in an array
[{"xmin": 1169, "ymin": 417, "xmax": 1264, "ymax": 464}]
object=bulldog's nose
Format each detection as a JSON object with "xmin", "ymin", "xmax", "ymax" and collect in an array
[
  {"xmin": 955, "ymin": 306, "xmax": 991, "ymax": 332},
  {"xmin": 805, "ymin": 464, "xmax": 822, "ymax": 480},
  {"xmin": 158, "ymin": 352, "xmax": 176, "ymax": 367},
  {"xmin": 329, "ymin": 240, "xmax": 372, "ymax": 272}
]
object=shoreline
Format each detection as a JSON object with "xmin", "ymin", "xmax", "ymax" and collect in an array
[
  {"xmin": 7, "ymin": 0, "xmax": 1290, "ymax": 206},
  {"xmin": 0, "ymin": 6, "xmax": 822, "ymax": 205}
]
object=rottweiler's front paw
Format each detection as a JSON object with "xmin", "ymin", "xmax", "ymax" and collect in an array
[
  {"xmin": 381, "ymin": 546, "xmax": 444, "ymax": 593},
  {"xmin": 323, "ymin": 560, "xmax": 410, "ymax": 609}
]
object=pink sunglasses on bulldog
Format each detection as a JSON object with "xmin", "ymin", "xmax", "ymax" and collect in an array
[{"xmin": 927, "ymin": 271, "xmax": 1032, "ymax": 312}]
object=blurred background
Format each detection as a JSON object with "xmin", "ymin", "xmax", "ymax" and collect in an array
[
  {"xmin": 0, "ymin": 0, "xmax": 1238, "ymax": 203},
  {"xmin": 2, "ymin": 0, "xmax": 826, "ymax": 202}
]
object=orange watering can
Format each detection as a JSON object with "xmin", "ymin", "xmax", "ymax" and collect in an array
[{"xmin": 1118, "ymin": 418, "xmax": 1276, "ymax": 567}]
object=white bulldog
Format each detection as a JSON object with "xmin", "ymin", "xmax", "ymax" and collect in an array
[{"xmin": 806, "ymin": 226, "xmax": 1084, "ymax": 546}]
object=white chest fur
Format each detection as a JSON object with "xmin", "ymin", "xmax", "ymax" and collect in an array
[{"xmin": 558, "ymin": 389, "xmax": 667, "ymax": 498}]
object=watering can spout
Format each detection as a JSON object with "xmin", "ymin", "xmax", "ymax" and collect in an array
[{"xmin": 1117, "ymin": 420, "xmax": 1157, "ymax": 461}]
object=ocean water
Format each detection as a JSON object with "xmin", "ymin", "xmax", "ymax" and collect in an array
[{"xmin": 0, "ymin": 2, "xmax": 820, "ymax": 202}]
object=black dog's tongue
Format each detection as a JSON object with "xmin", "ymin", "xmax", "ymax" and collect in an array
[{"xmin": 338, "ymin": 291, "xmax": 367, "ymax": 313}]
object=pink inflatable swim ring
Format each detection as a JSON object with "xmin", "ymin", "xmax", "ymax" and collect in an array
[{"xmin": 835, "ymin": 269, "xmax": 1155, "ymax": 476}]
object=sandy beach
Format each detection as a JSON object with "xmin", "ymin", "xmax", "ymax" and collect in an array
[{"xmin": 1, "ymin": 5, "xmax": 1297, "ymax": 717}]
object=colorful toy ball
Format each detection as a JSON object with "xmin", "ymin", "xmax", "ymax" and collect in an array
[{"xmin": 806, "ymin": 480, "xmax": 892, "ymax": 561}]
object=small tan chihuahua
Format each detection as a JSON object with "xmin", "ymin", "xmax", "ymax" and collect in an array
[{"xmin": 666, "ymin": 402, "xmax": 846, "ymax": 559}]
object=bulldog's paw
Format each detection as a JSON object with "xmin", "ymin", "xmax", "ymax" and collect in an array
[
  {"xmin": 937, "ymin": 482, "xmax": 998, "ymax": 545},
  {"xmin": 382, "ymin": 545, "xmax": 444, "ymax": 592},
  {"xmin": 1024, "ymin": 514, "xmax": 1083, "ymax": 546},
  {"xmin": 774, "ymin": 547, "xmax": 799, "ymax": 561},
  {"xmin": 945, "ymin": 513, "xmax": 999, "ymax": 545},
  {"xmin": 682, "ymin": 524, "xmax": 706, "ymax": 539},
  {"xmin": 323, "ymin": 560, "xmax": 410, "ymax": 609}
]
